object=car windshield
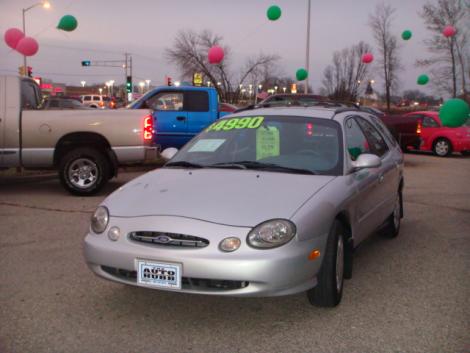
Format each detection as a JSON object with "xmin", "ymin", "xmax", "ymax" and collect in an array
[{"xmin": 167, "ymin": 115, "xmax": 343, "ymax": 176}]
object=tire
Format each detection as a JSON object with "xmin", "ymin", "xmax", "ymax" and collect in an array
[
  {"xmin": 307, "ymin": 220, "xmax": 345, "ymax": 307},
  {"xmin": 462, "ymin": 151, "xmax": 470, "ymax": 156},
  {"xmin": 59, "ymin": 147, "xmax": 110, "ymax": 196},
  {"xmin": 433, "ymin": 138, "xmax": 452, "ymax": 157},
  {"xmin": 382, "ymin": 192, "xmax": 402, "ymax": 238}
]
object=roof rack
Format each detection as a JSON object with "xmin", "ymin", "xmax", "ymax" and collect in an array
[{"xmin": 233, "ymin": 100, "xmax": 358, "ymax": 113}]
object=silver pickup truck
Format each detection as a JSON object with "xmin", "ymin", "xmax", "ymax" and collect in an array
[{"xmin": 0, "ymin": 75, "xmax": 156, "ymax": 195}]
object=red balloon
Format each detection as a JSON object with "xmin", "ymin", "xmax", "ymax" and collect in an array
[
  {"xmin": 4, "ymin": 28, "xmax": 25, "ymax": 49},
  {"xmin": 443, "ymin": 25, "xmax": 457, "ymax": 37},
  {"xmin": 362, "ymin": 53, "xmax": 374, "ymax": 64},
  {"xmin": 16, "ymin": 37, "xmax": 39, "ymax": 56},
  {"xmin": 208, "ymin": 46, "xmax": 224, "ymax": 64}
]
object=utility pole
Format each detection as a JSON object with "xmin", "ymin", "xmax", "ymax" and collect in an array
[{"xmin": 304, "ymin": 0, "xmax": 311, "ymax": 94}]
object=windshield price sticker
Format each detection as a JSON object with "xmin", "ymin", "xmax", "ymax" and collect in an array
[{"xmin": 207, "ymin": 116, "xmax": 264, "ymax": 132}]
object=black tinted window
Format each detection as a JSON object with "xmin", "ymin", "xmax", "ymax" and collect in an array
[
  {"xmin": 184, "ymin": 91, "xmax": 209, "ymax": 112},
  {"xmin": 345, "ymin": 118, "xmax": 371, "ymax": 161},
  {"xmin": 422, "ymin": 116, "xmax": 439, "ymax": 127},
  {"xmin": 356, "ymin": 117, "xmax": 389, "ymax": 157}
]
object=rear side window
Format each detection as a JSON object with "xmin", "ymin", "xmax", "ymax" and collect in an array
[
  {"xmin": 422, "ymin": 116, "xmax": 439, "ymax": 127},
  {"xmin": 184, "ymin": 91, "xmax": 209, "ymax": 112},
  {"xmin": 356, "ymin": 117, "xmax": 389, "ymax": 157},
  {"xmin": 83, "ymin": 96, "xmax": 91, "ymax": 101}
]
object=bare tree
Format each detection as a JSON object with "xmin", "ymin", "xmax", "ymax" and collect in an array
[
  {"xmin": 165, "ymin": 30, "xmax": 279, "ymax": 104},
  {"xmin": 321, "ymin": 41, "xmax": 373, "ymax": 101},
  {"xmin": 417, "ymin": 0, "xmax": 469, "ymax": 97},
  {"xmin": 369, "ymin": 3, "xmax": 401, "ymax": 111}
]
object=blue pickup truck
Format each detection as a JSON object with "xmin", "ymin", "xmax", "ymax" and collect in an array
[{"xmin": 129, "ymin": 86, "xmax": 232, "ymax": 150}]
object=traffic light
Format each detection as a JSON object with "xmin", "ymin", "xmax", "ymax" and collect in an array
[
  {"xmin": 27, "ymin": 66, "xmax": 32, "ymax": 77},
  {"xmin": 167, "ymin": 76, "xmax": 172, "ymax": 86},
  {"xmin": 81, "ymin": 60, "xmax": 91, "ymax": 66},
  {"xmin": 126, "ymin": 76, "xmax": 132, "ymax": 93}
]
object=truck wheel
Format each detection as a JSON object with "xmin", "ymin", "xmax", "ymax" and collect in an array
[
  {"xmin": 59, "ymin": 147, "xmax": 110, "ymax": 196},
  {"xmin": 307, "ymin": 220, "xmax": 345, "ymax": 307},
  {"xmin": 433, "ymin": 138, "xmax": 452, "ymax": 157}
]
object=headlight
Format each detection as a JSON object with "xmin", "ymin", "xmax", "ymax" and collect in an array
[
  {"xmin": 247, "ymin": 219, "xmax": 296, "ymax": 249},
  {"xmin": 91, "ymin": 206, "xmax": 109, "ymax": 234}
]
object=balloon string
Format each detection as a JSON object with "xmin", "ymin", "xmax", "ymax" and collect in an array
[{"xmin": 230, "ymin": 22, "xmax": 269, "ymax": 48}]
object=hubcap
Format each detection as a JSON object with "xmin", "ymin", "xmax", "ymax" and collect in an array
[
  {"xmin": 393, "ymin": 195, "xmax": 401, "ymax": 229},
  {"xmin": 68, "ymin": 158, "xmax": 98, "ymax": 189},
  {"xmin": 336, "ymin": 236, "xmax": 344, "ymax": 292},
  {"xmin": 435, "ymin": 141, "xmax": 449, "ymax": 156}
]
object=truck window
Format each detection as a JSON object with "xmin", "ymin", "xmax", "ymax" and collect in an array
[
  {"xmin": 184, "ymin": 91, "xmax": 209, "ymax": 112},
  {"xmin": 21, "ymin": 80, "xmax": 41, "ymax": 110},
  {"xmin": 146, "ymin": 92, "xmax": 183, "ymax": 111}
]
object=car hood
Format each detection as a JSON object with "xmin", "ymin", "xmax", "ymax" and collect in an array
[{"xmin": 105, "ymin": 168, "xmax": 335, "ymax": 227}]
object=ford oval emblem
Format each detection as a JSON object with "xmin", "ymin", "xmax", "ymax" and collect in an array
[{"xmin": 155, "ymin": 235, "xmax": 171, "ymax": 244}]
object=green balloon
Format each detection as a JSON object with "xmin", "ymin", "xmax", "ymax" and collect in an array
[
  {"xmin": 296, "ymin": 68, "xmax": 308, "ymax": 81},
  {"xmin": 439, "ymin": 99, "xmax": 470, "ymax": 128},
  {"xmin": 57, "ymin": 15, "xmax": 78, "ymax": 32},
  {"xmin": 417, "ymin": 74, "xmax": 429, "ymax": 85},
  {"xmin": 402, "ymin": 30, "xmax": 412, "ymax": 40},
  {"xmin": 267, "ymin": 5, "xmax": 282, "ymax": 21}
]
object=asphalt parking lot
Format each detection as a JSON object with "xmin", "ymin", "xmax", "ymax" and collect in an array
[{"xmin": 0, "ymin": 153, "xmax": 469, "ymax": 353}]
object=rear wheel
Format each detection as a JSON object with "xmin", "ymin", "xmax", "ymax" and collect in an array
[
  {"xmin": 307, "ymin": 220, "xmax": 345, "ymax": 307},
  {"xmin": 59, "ymin": 147, "xmax": 110, "ymax": 196},
  {"xmin": 433, "ymin": 138, "xmax": 452, "ymax": 157}
]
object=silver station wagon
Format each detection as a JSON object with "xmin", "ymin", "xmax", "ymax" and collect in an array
[{"xmin": 84, "ymin": 106, "xmax": 404, "ymax": 307}]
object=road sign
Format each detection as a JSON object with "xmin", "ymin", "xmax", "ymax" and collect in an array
[{"xmin": 193, "ymin": 72, "xmax": 203, "ymax": 87}]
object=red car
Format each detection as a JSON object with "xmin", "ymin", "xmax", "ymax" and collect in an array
[{"xmin": 404, "ymin": 111, "xmax": 470, "ymax": 156}]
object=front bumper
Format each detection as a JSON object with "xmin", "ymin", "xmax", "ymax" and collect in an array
[{"xmin": 83, "ymin": 215, "xmax": 328, "ymax": 297}]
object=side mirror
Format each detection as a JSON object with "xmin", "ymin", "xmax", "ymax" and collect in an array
[
  {"xmin": 351, "ymin": 153, "xmax": 381, "ymax": 170},
  {"xmin": 160, "ymin": 147, "xmax": 178, "ymax": 161}
]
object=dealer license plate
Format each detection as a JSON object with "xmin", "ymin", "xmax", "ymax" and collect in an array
[{"xmin": 136, "ymin": 260, "xmax": 182, "ymax": 290}]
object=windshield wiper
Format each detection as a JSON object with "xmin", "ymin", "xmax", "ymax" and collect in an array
[
  {"xmin": 206, "ymin": 162, "xmax": 248, "ymax": 169},
  {"xmin": 212, "ymin": 161, "xmax": 317, "ymax": 175},
  {"xmin": 164, "ymin": 161, "xmax": 204, "ymax": 168}
]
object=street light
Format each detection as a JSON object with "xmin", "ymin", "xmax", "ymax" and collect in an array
[
  {"xmin": 80, "ymin": 81, "xmax": 86, "ymax": 87},
  {"xmin": 145, "ymin": 79, "xmax": 151, "ymax": 91},
  {"xmin": 139, "ymin": 81, "xmax": 145, "ymax": 93},
  {"xmin": 22, "ymin": 1, "xmax": 51, "ymax": 76},
  {"xmin": 98, "ymin": 88, "xmax": 103, "ymax": 95},
  {"xmin": 282, "ymin": 87, "xmax": 287, "ymax": 93}
]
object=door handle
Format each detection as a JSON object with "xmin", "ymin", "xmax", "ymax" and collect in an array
[
  {"xmin": 176, "ymin": 116, "xmax": 186, "ymax": 121},
  {"xmin": 378, "ymin": 174, "xmax": 385, "ymax": 183}
]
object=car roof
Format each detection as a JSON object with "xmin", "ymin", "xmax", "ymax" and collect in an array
[{"xmin": 225, "ymin": 106, "xmax": 350, "ymax": 120}]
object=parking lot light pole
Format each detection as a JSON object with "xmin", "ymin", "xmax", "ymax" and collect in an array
[
  {"xmin": 304, "ymin": 0, "xmax": 311, "ymax": 93},
  {"xmin": 22, "ymin": 1, "xmax": 51, "ymax": 76}
]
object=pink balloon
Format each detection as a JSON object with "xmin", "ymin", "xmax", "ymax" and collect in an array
[
  {"xmin": 208, "ymin": 46, "xmax": 224, "ymax": 64},
  {"xmin": 443, "ymin": 25, "xmax": 457, "ymax": 38},
  {"xmin": 4, "ymin": 28, "xmax": 25, "ymax": 49},
  {"xmin": 16, "ymin": 37, "xmax": 39, "ymax": 56},
  {"xmin": 362, "ymin": 53, "xmax": 374, "ymax": 64}
]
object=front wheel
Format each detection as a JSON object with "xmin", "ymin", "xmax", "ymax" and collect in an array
[
  {"xmin": 59, "ymin": 147, "xmax": 110, "ymax": 196},
  {"xmin": 433, "ymin": 138, "xmax": 452, "ymax": 157},
  {"xmin": 307, "ymin": 220, "xmax": 345, "ymax": 307},
  {"xmin": 382, "ymin": 192, "xmax": 402, "ymax": 238}
]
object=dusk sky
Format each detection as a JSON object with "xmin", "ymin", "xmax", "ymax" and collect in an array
[{"xmin": 1, "ymin": 0, "xmax": 438, "ymax": 95}]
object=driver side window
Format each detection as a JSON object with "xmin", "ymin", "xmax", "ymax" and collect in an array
[
  {"xmin": 145, "ymin": 92, "xmax": 183, "ymax": 111},
  {"xmin": 345, "ymin": 118, "xmax": 371, "ymax": 161}
]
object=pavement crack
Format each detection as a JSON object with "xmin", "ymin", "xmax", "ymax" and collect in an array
[{"xmin": 0, "ymin": 201, "xmax": 92, "ymax": 214}]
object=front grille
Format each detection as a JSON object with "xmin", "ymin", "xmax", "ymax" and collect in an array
[
  {"xmin": 129, "ymin": 231, "xmax": 209, "ymax": 248},
  {"xmin": 101, "ymin": 266, "xmax": 249, "ymax": 291}
]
